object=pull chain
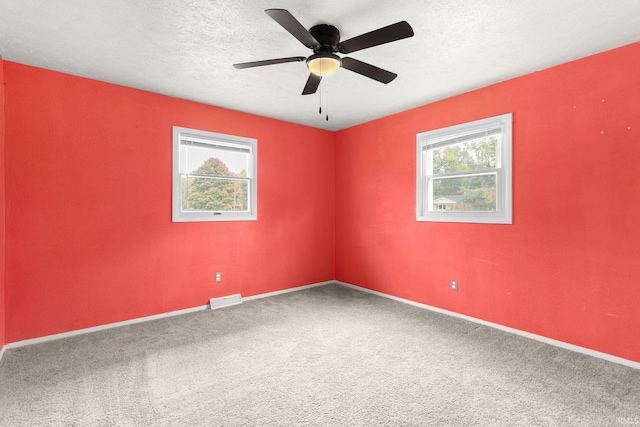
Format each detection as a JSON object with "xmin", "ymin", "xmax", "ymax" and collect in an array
[
  {"xmin": 325, "ymin": 77, "xmax": 329, "ymax": 121},
  {"xmin": 319, "ymin": 61, "xmax": 323, "ymax": 115},
  {"xmin": 315, "ymin": 62, "xmax": 330, "ymax": 121},
  {"xmin": 319, "ymin": 79, "xmax": 322, "ymax": 114}
]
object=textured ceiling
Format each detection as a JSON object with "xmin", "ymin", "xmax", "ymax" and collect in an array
[{"xmin": 1, "ymin": 0, "xmax": 640, "ymax": 131}]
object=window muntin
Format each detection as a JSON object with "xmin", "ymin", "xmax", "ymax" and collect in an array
[
  {"xmin": 173, "ymin": 127, "xmax": 257, "ymax": 222},
  {"xmin": 417, "ymin": 113, "xmax": 512, "ymax": 224}
]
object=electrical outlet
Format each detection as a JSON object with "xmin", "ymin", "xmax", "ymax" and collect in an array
[
  {"xmin": 450, "ymin": 279, "xmax": 458, "ymax": 291},
  {"xmin": 215, "ymin": 272, "xmax": 222, "ymax": 283}
]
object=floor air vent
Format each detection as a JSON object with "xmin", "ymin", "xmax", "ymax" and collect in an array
[{"xmin": 209, "ymin": 294, "xmax": 242, "ymax": 310}]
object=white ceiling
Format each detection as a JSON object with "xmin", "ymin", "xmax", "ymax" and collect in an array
[{"xmin": 1, "ymin": 1, "xmax": 640, "ymax": 131}]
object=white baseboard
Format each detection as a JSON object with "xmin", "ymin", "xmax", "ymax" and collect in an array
[
  {"xmin": 5, "ymin": 304, "xmax": 209, "ymax": 351},
  {"xmin": 335, "ymin": 280, "xmax": 640, "ymax": 370},
  {"xmin": 3, "ymin": 280, "xmax": 335, "ymax": 352},
  {"xmin": 243, "ymin": 280, "xmax": 335, "ymax": 302},
  {"xmin": 6, "ymin": 279, "xmax": 636, "ymax": 370}
]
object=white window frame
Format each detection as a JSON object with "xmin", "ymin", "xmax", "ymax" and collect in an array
[
  {"xmin": 173, "ymin": 126, "xmax": 257, "ymax": 222},
  {"xmin": 416, "ymin": 113, "xmax": 512, "ymax": 224}
]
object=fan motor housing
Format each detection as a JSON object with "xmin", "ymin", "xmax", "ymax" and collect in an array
[{"xmin": 309, "ymin": 24, "xmax": 341, "ymax": 51}]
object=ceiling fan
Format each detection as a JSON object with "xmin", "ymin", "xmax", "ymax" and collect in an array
[{"xmin": 233, "ymin": 9, "xmax": 414, "ymax": 95}]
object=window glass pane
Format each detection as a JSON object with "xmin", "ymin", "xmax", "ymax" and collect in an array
[
  {"xmin": 180, "ymin": 144, "xmax": 249, "ymax": 177},
  {"xmin": 181, "ymin": 176, "xmax": 249, "ymax": 212},
  {"xmin": 430, "ymin": 173, "xmax": 497, "ymax": 212},
  {"xmin": 180, "ymin": 143, "xmax": 250, "ymax": 213},
  {"xmin": 431, "ymin": 136, "xmax": 498, "ymax": 175}
]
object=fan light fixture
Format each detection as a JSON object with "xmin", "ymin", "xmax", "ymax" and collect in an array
[
  {"xmin": 233, "ymin": 9, "xmax": 415, "ymax": 97},
  {"xmin": 307, "ymin": 53, "xmax": 342, "ymax": 76}
]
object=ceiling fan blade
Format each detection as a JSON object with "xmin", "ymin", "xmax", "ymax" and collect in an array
[
  {"xmin": 338, "ymin": 21, "xmax": 414, "ymax": 54},
  {"xmin": 265, "ymin": 9, "xmax": 320, "ymax": 49},
  {"xmin": 233, "ymin": 56, "xmax": 306, "ymax": 69},
  {"xmin": 302, "ymin": 73, "xmax": 322, "ymax": 95},
  {"xmin": 341, "ymin": 57, "xmax": 397, "ymax": 84}
]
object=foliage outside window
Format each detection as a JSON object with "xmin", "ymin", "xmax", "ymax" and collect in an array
[
  {"xmin": 416, "ymin": 113, "xmax": 512, "ymax": 224},
  {"xmin": 173, "ymin": 127, "xmax": 257, "ymax": 222}
]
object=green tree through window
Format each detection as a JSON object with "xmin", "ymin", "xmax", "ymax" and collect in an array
[
  {"xmin": 182, "ymin": 157, "xmax": 248, "ymax": 212},
  {"xmin": 417, "ymin": 113, "xmax": 511, "ymax": 224},
  {"xmin": 432, "ymin": 137, "xmax": 498, "ymax": 211}
]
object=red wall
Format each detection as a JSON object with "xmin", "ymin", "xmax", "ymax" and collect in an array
[
  {"xmin": 335, "ymin": 42, "xmax": 640, "ymax": 363},
  {"xmin": 3, "ymin": 42, "xmax": 639, "ymax": 363},
  {"xmin": 4, "ymin": 62, "xmax": 335, "ymax": 342},
  {"xmin": 0, "ymin": 56, "xmax": 5, "ymax": 349}
]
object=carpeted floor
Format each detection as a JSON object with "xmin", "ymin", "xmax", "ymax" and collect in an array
[{"xmin": 0, "ymin": 283, "xmax": 638, "ymax": 426}]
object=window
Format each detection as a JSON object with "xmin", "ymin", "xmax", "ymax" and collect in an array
[
  {"xmin": 416, "ymin": 113, "xmax": 512, "ymax": 224},
  {"xmin": 173, "ymin": 126, "xmax": 257, "ymax": 222}
]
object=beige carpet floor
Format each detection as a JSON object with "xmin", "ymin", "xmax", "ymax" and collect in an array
[{"xmin": 0, "ymin": 283, "xmax": 638, "ymax": 426}]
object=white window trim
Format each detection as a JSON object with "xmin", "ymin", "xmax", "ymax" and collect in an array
[
  {"xmin": 416, "ymin": 113, "xmax": 512, "ymax": 224},
  {"xmin": 172, "ymin": 126, "xmax": 257, "ymax": 222}
]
